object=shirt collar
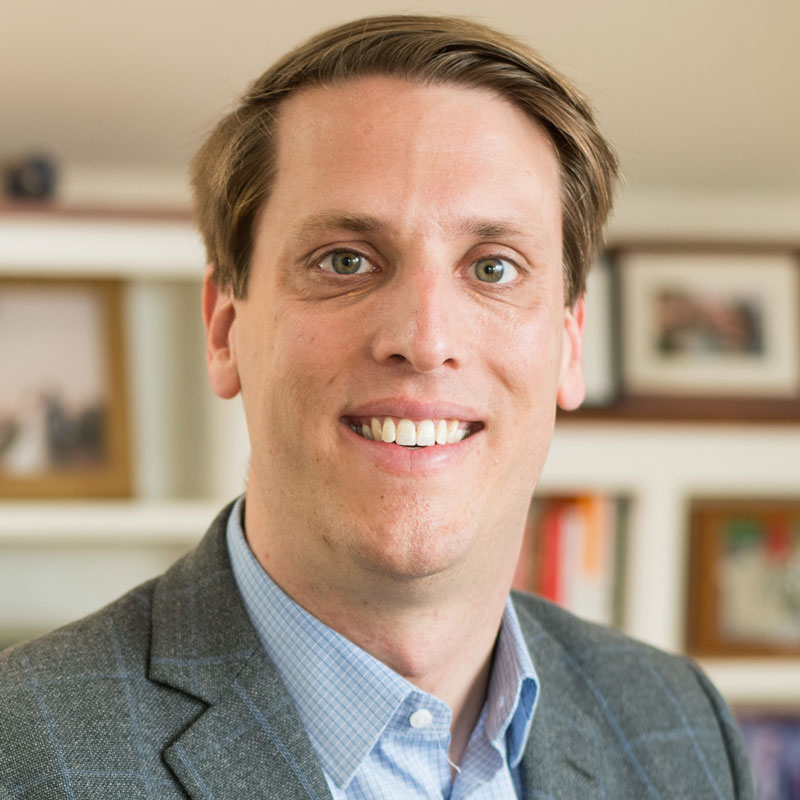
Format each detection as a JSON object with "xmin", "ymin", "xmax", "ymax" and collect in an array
[
  {"xmin": 487, "ymin": 594, "xmax": 539, "ymax": 766},
  {"xmin": 225, "ymin": 496, "xmax": 539, "ymax": 785}
]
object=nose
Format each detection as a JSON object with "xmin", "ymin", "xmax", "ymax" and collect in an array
[{"xmin": 369, "ymin": 264, "xmax": 463, "ymax": 372}]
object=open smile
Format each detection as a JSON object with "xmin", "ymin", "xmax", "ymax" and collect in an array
[{"xmin": 343, "ymin": 416, "xmax": 483, "ymax": 448}]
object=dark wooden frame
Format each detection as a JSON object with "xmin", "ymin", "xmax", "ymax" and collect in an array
[
  {"xmin": 0, "ymin": 277, "xmax": 131, "ymax": 498},
  {"xmin": 687, "ymin": 498, "xmax": 800, "ymax": 657}
]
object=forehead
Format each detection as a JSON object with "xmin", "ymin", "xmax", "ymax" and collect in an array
[
  {"xmin": 276, "ymin": 76, "xmax": 558, "ymax": 172},
  {"xmin": 265, "ymin": 76, "xmax": 562, "ymax": 240}
]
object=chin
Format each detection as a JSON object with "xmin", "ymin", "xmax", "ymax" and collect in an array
[{"xmin": 346, "ymin": 508, "xmax": 475, "ymax": 582}]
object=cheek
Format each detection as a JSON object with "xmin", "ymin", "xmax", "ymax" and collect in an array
[
  {"xmin": 496, "ymin": 313, "xmax": 564, "ymax": 486},
  {"xmin": 262, "ymin": 309, "xmax": 352, "ymax": 425},
  {"xmin": 488, "ymin": 309, "xmax": 564, "ymax": 408}
]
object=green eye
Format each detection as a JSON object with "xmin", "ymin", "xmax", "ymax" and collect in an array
[
  {"xmin": 329, "ymin": 251, "xmax": 365, "ymax": 274},
  {"xmin": 474, "ymin": 257, "xmax": 516, "ymax": 284}
]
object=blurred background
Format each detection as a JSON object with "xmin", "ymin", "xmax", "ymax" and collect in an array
[
  {"xmin": 3, "ymin": 0, "xmax": 800, "ymax": 218},
  {"xmin": 1, "ymin": 0, "xmax": 799, "ymax": 791}
]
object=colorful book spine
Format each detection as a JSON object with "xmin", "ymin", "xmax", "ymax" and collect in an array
[{"xmin": 515, "ymin": 493, "xmax": 626, "ymax": 628}]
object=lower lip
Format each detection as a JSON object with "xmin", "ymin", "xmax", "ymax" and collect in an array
[{"xmin": 341, "ymin": 422, "xmax": 479, "ymax": 475}]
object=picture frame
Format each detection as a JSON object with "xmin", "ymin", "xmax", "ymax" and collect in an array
[
  {"xmin": 687, "ymin": 499, "xmax": 800, "ymax": 657},
  {"xmin": 616, "ymin": 248, "xmax": 800, "ymax": 413},
  {"xmin": 0, "ymin": 278, "xmax": 131, "ymax": 498},
  {"xmin": 735, "ymin": 707, "xmax": 800, "ymax": 799},
  {"xmin": 582, "ymin": 257, "xmax": 618, "ymax": 407}
]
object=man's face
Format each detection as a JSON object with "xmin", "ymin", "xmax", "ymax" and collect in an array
[{"xmin": 207, "ymin": 76, "xmax": 585, "ymax": 586}]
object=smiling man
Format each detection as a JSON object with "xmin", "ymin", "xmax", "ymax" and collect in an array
[{"xmin": 0, "ymin": 14, "xmax": 753, "ymax": 800}]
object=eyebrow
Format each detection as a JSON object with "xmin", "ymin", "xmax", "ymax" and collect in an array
[
  {"xmin": 287, "ymin": 211, "xmax": 533, "ymax": 247},
  {"xmin": 287, "ymin": 212, "xmax": 389, "ymax": 249}
]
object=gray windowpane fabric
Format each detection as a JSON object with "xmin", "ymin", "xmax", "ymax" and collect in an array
[{"xmin": 0, "ymin": 502, "xmax": 754, "ymax": 799}]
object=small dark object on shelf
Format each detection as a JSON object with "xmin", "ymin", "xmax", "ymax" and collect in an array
[{"xmin": 3, "ymin": 154, "xmax": 58, "ymax": 200}]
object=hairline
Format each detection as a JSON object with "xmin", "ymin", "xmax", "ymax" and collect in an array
[
  {"xmin": 244, "ymin": 71, "xmax": 574, "ymax": 302},
  {"xmin": 192, "ymin": 15, "xmax": 618, "ymax": 309}
]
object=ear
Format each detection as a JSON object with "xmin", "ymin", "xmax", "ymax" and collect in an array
[
  {"xmin": 202, "ymin": 266, "xmax": 241, "ymax": 399},
  {"xmin": 556, "ymin": 296, "xmax": 586, "ymax": 411}
]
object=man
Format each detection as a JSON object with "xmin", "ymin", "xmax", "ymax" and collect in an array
[{"xmin": 1, "ymin": 14, "xmax": 753, "ymax": 799}]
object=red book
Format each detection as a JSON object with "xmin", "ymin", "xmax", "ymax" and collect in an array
[{"xmin": 537, "ymin": 502, "xmax": 563, "ymax": 603}]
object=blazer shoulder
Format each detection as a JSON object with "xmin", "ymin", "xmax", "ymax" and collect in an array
[
  {"xmin": 512, "ymin": 591, "xmax": 755, "ymax": 799},
  {"xmin": 0, "ymin": 576, "xmax": 158, "ymax": 677},
  {"xmin": 0, "ymin": 579, "xmax": 158, "ymax": 793},
  {"xmin": 0, "ymin": 573, "xmax": 211, "ymax": 800},
  {"xmin": 511, "ymin": 589, "xmax": 718, "ymax": 703},
  {"xmin": 0, "ymin": 499, "xmax": 235, "ymax": 679},
  {"xmin": 513, "ymin": 588, "xmax": 682, "ymax": 670},
  {"xmin": 0, "ymin": 504, "xmax": 238, "ymax": 799}
]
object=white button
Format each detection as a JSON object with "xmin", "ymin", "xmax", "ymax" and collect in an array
[{"xmin": 409, "ymin": 709, "xmax": 433, "ymax": 729}]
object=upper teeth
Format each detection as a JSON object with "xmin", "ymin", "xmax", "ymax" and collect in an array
[{"xmin": 352, "ymin": 417, "xmax": 469, "ymax": 446}]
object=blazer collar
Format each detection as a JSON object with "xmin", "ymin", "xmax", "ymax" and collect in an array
[{"xmin": 149, "ymin": 502, "xmax": 333, "ymax": 800}]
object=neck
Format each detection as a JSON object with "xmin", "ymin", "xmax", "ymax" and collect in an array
[
  {"xmin": 243, "ymin": 489, "xmax": 520, "ymax": 765},
  {"xmin": 317, "ymin": 578, "xmax": 506, "ymax": 765}
]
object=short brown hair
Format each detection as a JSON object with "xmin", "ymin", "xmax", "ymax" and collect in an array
[{"xmin": 191, "ymin": 14, "xmax": 619, "ymax": 305}]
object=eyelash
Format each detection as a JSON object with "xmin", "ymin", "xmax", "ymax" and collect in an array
[
  {"xmin": 316, "ymin": 249, "xmax": 377, "ymax": 275},
  {"xmin": 313, "ymin": 248, "xmax": 523, "ymax": 284}
]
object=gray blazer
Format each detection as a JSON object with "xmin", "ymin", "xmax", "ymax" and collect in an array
[{"xmin": 1, "ymin": 503, "xmax": 754, "ymax": 799}]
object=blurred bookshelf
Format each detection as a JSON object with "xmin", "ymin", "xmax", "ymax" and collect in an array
[
  {"xmin": 0, "ymin": 207, "xmax": 250, "ymax": 644},
  {"xmin": 513, "ymin": 493, "xmax": 629, "ymax": 630},
  {"xmin": 1, "ymin": 205, "xmax": 799, "ymax": 714}
]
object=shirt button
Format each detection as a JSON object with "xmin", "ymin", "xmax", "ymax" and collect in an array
[{"xmin": 409, "ymin": 709, "xmax": 433, "ymax": 729}]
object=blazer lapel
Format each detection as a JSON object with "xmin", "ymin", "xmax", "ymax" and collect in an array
[
  {"xmin": 149, "ymin": 503, "xmax": 332, "ymax": 800},
  {"xmin": 521, "ymin": 690, "xmax": 602, "ymax": 800},
  {"xmin": 163, "ymin": 648, "xmax": 333, "ymax": 800},
  {"xmin": 513, "ymin": 595, "xmax": 602, "ymax": 800}
]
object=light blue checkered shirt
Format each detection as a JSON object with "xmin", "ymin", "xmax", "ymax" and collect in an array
[{"xmin": 226, "ymin": 497, "xmax": 539, "ymax": 799}]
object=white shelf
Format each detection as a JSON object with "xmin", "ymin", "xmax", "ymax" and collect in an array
[
  {"xmin": 0, "ymin": 216, "xmax": 204, "ymax": 279},
  {"xmin": 0, "ymin": 500, "xmax": 224, "ymax": 543}
]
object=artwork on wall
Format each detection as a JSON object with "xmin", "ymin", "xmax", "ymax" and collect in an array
[
  {"xmin": 687, "ymin": 499, "xmax": 800, "ymax": 656},
  {"xmin": 618, "ymin": 249, "xmax": 800, "ymax": 400},
  {"xmin": 0, "ymin": 278, "xmax": 130, "ymax": 497},
  {"xmin": 562, "ymin": 247, "xmax": 800, "ymax": 422}
]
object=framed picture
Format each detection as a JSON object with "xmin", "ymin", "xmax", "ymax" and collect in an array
[
  {"xmin": 618, "ymin": 249, "xmax": 800, "ymax": 401},
  {"xmin": 0, "ymin": 278, "xmax": 130, "ymax": 498},
  {"xmin": 735, "ymin": 708, "xmax": 800, "ymax": 799},
  {"xmin": 687, "ymin": 499, "xmax": 800, "ymax": 656}
]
